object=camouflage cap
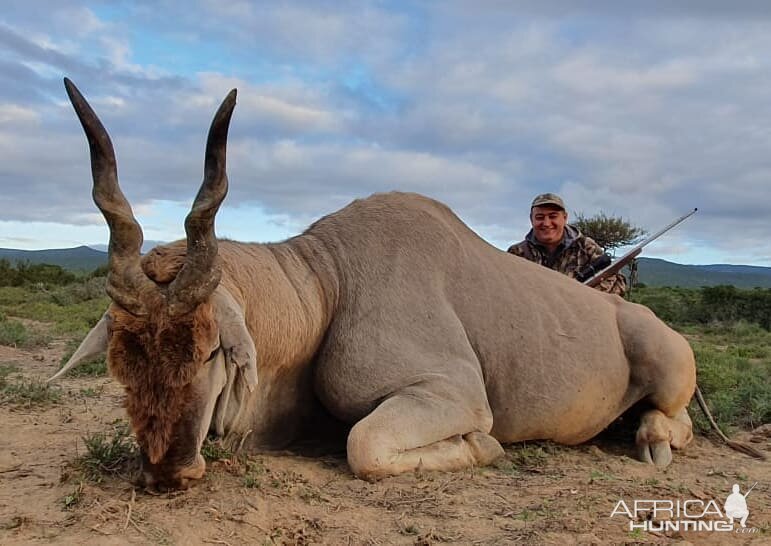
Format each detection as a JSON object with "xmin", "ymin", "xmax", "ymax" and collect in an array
[{"xmin": 530, "ymin": 192, "xmax": 566, "ymax": 211}]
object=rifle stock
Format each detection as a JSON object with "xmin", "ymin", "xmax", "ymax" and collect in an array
[{"xmin": 583, "ymin": 208, "xmax": 698, "ymax": 288}]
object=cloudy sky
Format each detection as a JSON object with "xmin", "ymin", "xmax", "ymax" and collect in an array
[{"xmin": 1, "ymin": 1, "xmax": 770, "ymax": 265}]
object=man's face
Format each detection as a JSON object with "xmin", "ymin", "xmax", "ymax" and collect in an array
[{"xmin": 530, "ymin": 205, "xmax": 567, "ymax": 248}]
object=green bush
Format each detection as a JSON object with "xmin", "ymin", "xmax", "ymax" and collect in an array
[
  {"xmin": 629, "ymin": 286, "xmax": 701, "ymax": 324},
  {"xmin": 0, "ymin": 317, "xmax": 28, "ymax": 347},
  {"xmin": 0, "ymin": 286, "xmax": 33, "ymax": 307},
  {"xmin": 50, "ymin": 277, "xmax": 107, "ymax": 307},
  {"xmin": 88, "ymin": 264, "xmax": 109, "ymax": 279},
  {"xmin": 630, "ymin": 286, "xmax": 771, "ymax": 330},
  {"xmin": 0, "ymin": 313, "xmax": 50, "ymax": 348},
  {"xmin": 0, "ymin": 266, "xmax": 108, "ymax": 338},
  {"xmin": 0, "ymin": 259, "xmax": 77, "ymax": 287},
  {"xmin": 701, "ymin": 286, "xmax": 771, "ymax": 329}
]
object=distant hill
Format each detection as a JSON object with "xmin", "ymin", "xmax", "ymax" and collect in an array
[
  {"xmin": 0, "ymin": 246, "xmax": 107, "ymax": 272},
  {"xmin": 0, "ymin": 240, "xmax": 167, "ymax": 273},
  {"xmin": 635, "ymin": 257, "xmax": 771, "ymax": 289},
  {"xmin": 1, "ymin": 246, "xmax": 770, "ymax": 287},
  {"xmin": 87, "ymin": 241, "xmax": 167, "ymax": 254}
]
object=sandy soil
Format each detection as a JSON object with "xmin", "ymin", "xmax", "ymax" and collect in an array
[{"xmin": 0, "ymin": 340, "xmax": 769, "ymax": 545}]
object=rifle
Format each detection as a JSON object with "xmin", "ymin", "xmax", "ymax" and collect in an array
[
  {"xmin": 582, "ymin": 208, "xmax": 698, "ymax": 288},
  {"xmin": 744, "ymin": 482, "xmax": 758, "ymax": 498},
  {"xmin": 575, "ymin": 254, "xmax": 611, "ymax": 283}
]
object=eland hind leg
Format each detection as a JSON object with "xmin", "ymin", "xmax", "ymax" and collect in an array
[
  {"xmin": 633, "ymin": 330, "xmax": 696, "ymax": 467},
  {"xmin": 618, "ymin": 302, "xmax": 696, "ymax": 467},
  {"xmin": 636, "ymin": 407, "xmax": 693, "ymax": 467},
  {"xmin": 346, "ymin": 374, "xmax": 504, "ymax": 481}
]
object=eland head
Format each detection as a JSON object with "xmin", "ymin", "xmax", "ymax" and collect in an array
[{"xmin": 55, "ymin": 79, "xmax": 257, "ymax": 489}]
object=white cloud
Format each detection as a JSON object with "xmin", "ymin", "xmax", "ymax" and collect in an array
[
  {"xmin": 1, "ymin": 2, "xmax": 770, "ymax": 265},
  {"xmin": 227, "ymin": 139, "xmax": 504, "ymax": 217},
  {"xmin": 0, "ymin": 104, "xmax": 40, "ymax": 125},
  {"xmin": 54, "ymin": 6, "xmax": 105, "ymax": 37},
  {"xmin": 553, "ymin": 56, "xmax": 697, "ymax": 95}
]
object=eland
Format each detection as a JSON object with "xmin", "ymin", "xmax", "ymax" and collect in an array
[{"xmin": 54, "ymin": 79, "xmax": 697, "ymax": 489}]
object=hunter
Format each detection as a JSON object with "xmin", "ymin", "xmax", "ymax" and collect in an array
[{"xmin": 508, "ymin": 193, "xmax": 626, "ymax": 296}]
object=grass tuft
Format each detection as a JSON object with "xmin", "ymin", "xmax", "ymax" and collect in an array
[
  {"xmin": 77, "ymin": 422, "xmax": 138, "ymax": 482},
  {"xmin": 0, "ymin": 363, "xmax": 20, "ymax": 388},
  {"xmin": 61, "ymin": 482, "xmax": 84, "ymax": 510},
  {"xmin": 0, "ymin": 377, "xmax": 61, "ymax": 407},
  {"xmin": 242, "ymin": 458, "xmax": 266, "ymax": 489},
  {"xmin": 509, "ymin": 443, "xmax": 550, "ymax": 469},
  {"xmin": 201, "ymin": 438, "xmax": 233, "ymax": 462}
]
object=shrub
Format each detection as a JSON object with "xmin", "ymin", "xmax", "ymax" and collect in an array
[
  {"xmin": 50, "ymin": 277, "xmax": 107, "ymax": 306},
  {"xmin": 699, "ymin": 286, "xmax": 771, "ymax": 329},
  {"xmin": 629, "ymin": 286, "xmax": 701, "ymax": 324},
  {"xmin": 0, "ymin": 317, "xmax": 28, "ymax": 347},
  {"xmin": 0, "ymin": 314, "xmax": 49, "ymax": 348},
  {"xmin": 88, "ymin": 264, "xmax": 109, "ymax": 279},
  {"xmin": 0, "ymin": 259, "xmax": 77, "ymax": 287},
  {"xmin": 0, "ymin": 286, "xmax": 35, "ymax": 307},
  {"xmin": 631, "ymin": 286, "xmax": 771, "ymax": 330}
]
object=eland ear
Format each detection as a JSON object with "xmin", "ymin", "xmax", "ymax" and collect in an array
[
  {"xmin": 211, "ymin": 287, "xmax": 258, "ymax": 392},
  {"xmin": 48, "ymin": 313, "xmax": 110, "ymax": 382}
]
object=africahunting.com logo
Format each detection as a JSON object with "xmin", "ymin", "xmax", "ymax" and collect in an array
[{"xmin": 610, "ymin": 483, "xmax": 759, "ymax": 534}]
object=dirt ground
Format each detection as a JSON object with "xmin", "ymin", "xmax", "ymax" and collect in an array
[{"xmin": 1, "ymin": 340, "xmax": 769, "ymax": 545}]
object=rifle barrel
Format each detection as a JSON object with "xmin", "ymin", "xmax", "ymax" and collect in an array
[
  {"xmin": 636, "ymin": 208, "xmax": 698, "ymax": 248},
  {"xmin": 744, "ymin": 481, "xmax": 758, "ymax": 498},
  {"xmin": 583, "ymin": 208, "xmax": 698, "ymax": 287}
]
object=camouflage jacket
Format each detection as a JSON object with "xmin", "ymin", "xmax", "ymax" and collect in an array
[{"xmin": 507, "ymin": 225, "xmax": 627, "ymax": 296}]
